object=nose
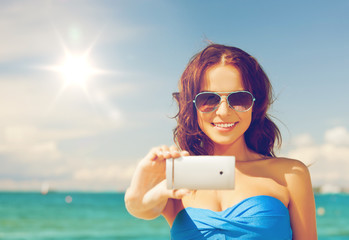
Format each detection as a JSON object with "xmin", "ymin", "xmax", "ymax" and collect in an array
[{"xmin": 215, "ymin": 96, "xmax": 232, "ymax": 116}]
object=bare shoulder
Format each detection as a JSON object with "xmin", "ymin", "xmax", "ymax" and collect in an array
[
  {"xmin": 270, "ymin": 157, "xmax": 314, "ymax": 201},
  {"xmin": 271, "ymin": 159, "xmax": 317, "ymax": 238},
  {"xmin": 269, "ymin": 157, "xmax": 310, "ymax": 179},
  {"xmin": 269, "ymin": 157, "xmax": 307, "ymax": 168},
  {"xmin": 261, "ymin": 157, "xmax": 312, "ymax": 195}
]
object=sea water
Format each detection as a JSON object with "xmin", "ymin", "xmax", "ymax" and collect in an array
[{"xmin": 0, "ymin": 192, "xmax": 348, "ymax": 240}]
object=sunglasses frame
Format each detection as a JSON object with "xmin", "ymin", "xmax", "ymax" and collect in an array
[{"xmin": 193, "ymin": 91, "xmax": 256, "ymax": 113}]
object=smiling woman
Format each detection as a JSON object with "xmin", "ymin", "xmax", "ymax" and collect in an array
[{"xmin": 125, "ymin": 44, "xmax": 318, "ymax": 240}]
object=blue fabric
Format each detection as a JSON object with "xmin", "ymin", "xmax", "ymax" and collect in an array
[{"xmin": 170, "ymin": 195, "xmax": 292, "ymax": 240}]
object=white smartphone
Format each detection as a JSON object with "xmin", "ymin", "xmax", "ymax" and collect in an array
[{"xmin": 166, "ymin": 155, "xmax": 235, "ymax": 190}]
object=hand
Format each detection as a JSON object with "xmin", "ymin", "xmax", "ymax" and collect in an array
[
  {"xmin": 142, "ymin": 145, "xmax": 191, "ymax": 198},
  {"xmin": 125, "ymin": 145, "xmax": 191, "ymax": 219}
]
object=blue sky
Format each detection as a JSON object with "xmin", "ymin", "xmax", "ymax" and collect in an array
[{"xmin": 1, "ymin": 0, "xmax": 349, "ymax": 191}]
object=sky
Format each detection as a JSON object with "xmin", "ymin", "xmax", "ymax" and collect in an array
[{"xmin": 0, "ymin": 0, "xmax": 349, "ymax": 192}]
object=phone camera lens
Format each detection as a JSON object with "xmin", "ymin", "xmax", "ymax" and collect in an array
[{"xmin": 219, "ymin": 171, "xmax": 223, "ymax": 175}]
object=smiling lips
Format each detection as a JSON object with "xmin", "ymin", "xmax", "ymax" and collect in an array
[{"xmin": 212, "ymin": 122, "xmax": 238, "ymax": 130}]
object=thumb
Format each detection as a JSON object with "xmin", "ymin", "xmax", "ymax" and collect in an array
[{"xmin": 167, "ymin": 188, "xmax": 193, "ymax": 199}]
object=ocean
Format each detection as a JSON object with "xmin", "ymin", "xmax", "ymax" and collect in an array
[{"xmin": 0, "ymin": 192, "xmax": 348, "ymax": 240}]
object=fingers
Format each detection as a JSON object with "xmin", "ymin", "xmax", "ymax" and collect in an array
[
  {"xmin": 169, "ymin": 145, "xmax": 181, "ymax": 158},
  {"xmin": 156, "ymin": 145, "xmax": 172, "ymax": 160},
  {"xmin": 145, "ymin": 146, "xmax": 168, "ymax": 162},
  {"xmin": 181, "ymin": 150, "xmax": 190, "ymax": 157},
  {"xmin": 149, "ymin": 145, "xmax": 187, "ymax": 162}
]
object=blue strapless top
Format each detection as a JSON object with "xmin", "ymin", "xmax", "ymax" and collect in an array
[{"xmin": 170, "ymin": 195, "xmax": 292, "ymax": 240}]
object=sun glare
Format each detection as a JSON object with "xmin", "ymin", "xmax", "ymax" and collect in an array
[
  {"xmin": 42, "ymin": 30, "xmax": 113, "ymax": 106},
  {"xmin": 46, "ymin": 50, "xmax": 103, "ymax": 96},
  {"xmin": 60, "ymin": 54, "xmax": 92, "ymax": 88}
]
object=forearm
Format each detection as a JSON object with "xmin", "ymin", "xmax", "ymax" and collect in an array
[
  {"xmin": 124, "ymin": 182, "xmax": 168, "ymax": 219},
  {"xmin": 124, "ymin": 160, "xmax": 169, "ymax": 219}
]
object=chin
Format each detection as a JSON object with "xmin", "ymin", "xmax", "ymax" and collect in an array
[{"xmin": 212, "ymin": 135, "xmax": 245, "ymax": 148}]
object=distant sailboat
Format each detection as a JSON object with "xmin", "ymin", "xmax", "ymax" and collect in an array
[{"xmin": 41, "ymin": 182, "xmax": 50, "ymax": 195}]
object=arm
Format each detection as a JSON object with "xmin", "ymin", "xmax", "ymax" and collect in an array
[
  {"xmin": 286, "ymin": 160, "xmax": 317, "ymax": 240},
  {"xmin": 124, "ymin": 145, "xmax": 190, "ymax": 220}
]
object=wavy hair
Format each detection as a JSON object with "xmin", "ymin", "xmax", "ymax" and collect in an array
[{"xmin": 173, "ymin": 44, "xmax": 281, "ymax": 157}]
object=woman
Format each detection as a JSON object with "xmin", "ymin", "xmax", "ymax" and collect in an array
[{"xmin": 125, "ymin": 44, "xmax": 317, "ymax": 239}]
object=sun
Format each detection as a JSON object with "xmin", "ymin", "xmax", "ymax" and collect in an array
[
  {"xmin": 41, "ymin": 31, "xmax": 111, "ymax": 103},
  {"xmin": 60, "ymin": 53, "xmax": 92, "ymax": 88},
  {"xmin": 50, "ymin": 51, "xmax": 100, "ymax": 92}
]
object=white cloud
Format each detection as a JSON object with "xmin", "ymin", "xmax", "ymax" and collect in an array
[
  {"xmin": 0, "ymin": 74, "xmax": 131, "ymax": 191},
  {"xmin": 324, "ymin": 126, "xmax": 349, "ymax": 146},
  {"xmin": 0, "ymin": 2, "xmax": 55, "ymax": 62},
  {"xmin": 0, "ymin": 0, "xmax": 147, "ymax": 63},
  {"xmin": 290, "ymin": 133, "xmax": 314, "ymax": 147},
  {"xmin": 285, "ymin": 126, "xmax": 349, "ymax": 187},
  {"xmin": 0, "ymin": 74, "xmax": 125, "ymax": 132},
  {"xmin": 0, "ymin": 125, "xmax": 60, "ymax": 164},
  {"xmin": 69, "ymin": 162, "xmax": 136, "ymax": 191},
  {"xmin": 74, "ymin": 164, "xmax": 136, "ymax": 182},
  {"xmin": 0, "ymin": 143, "xmax": 137, "ymax": 190},
  {"xmin": 0, "ymin": 179, "xmax": 43, "ymax": 191}
]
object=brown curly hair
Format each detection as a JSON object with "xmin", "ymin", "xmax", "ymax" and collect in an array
[{"xmin": 173, "ymin": 44, "xmax": 281, "ymax": 157}]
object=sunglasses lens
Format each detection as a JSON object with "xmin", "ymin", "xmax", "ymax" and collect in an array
[
  {"xmin": 228, "ymin": 92, "xmax": 254, "ymax": 112},
  {"xmin": 195, "ymin": 93, "xmax": 221, "ymax": 112}
]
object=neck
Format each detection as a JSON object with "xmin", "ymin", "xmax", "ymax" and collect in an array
[{"xmin": 213, "ymin": 137, "xmax": 260, "ymax": 162}]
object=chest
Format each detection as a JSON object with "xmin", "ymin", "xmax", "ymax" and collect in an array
[
  {"xmin": 171, "ymin": 195, "xmax": 293, "ymax": 240},
  {"xmin": 181, "ymin": 168, "xmax": 289, "ymax": 211}
]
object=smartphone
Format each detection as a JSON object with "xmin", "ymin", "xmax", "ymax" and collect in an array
[{"xmin": 166, "ymin": 155, "xmax": 235, "ymax": 190}]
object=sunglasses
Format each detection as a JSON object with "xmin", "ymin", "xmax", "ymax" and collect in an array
[{"xmin": 193, "ymin": 91, "xmax": 256, "ymax": 113}]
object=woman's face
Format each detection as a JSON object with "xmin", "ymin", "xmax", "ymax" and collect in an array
[{"xmin": 197, "ymin": 64, "xmax": 252, "ymax": 149}]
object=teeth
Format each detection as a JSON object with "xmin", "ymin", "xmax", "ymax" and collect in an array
[{"xmin": 214, "ymin": 123, "xmax": 236, "ymax": 128}]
